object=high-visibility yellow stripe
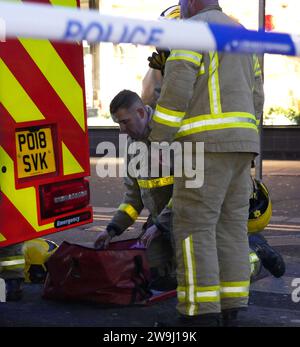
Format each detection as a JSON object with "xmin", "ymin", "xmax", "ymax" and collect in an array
[
  {"xmin": 176, "ymin": 122, "xmax": 258, "ymax": 138},
  {"xmin": 0, "ymin": 257, "xmax": 25, "ymax": 268},
  {"xmin": 220, "ymin": 281, "xmax": 249, "ymax": 299},
  {"xmin": 178, "ymin": 285, "xmax": 220, "ymax": 292},
  {"xmin": 221, "ymin": 291, "xmax": 249, "ymax": 298},
  {"xmin": 253, "ymin": 55, "xmax": 261, "ymax": 69},
  {"xmin": 178, "ymin": 293, "xmax": 220, "ymax": 303},
  {"xmin": 137, "ymin": 176, "xmax": 174, "ymax": 189},
  {"xmin": 0, "ymin": 58, "xmax": 45, "ymax": 123},
  {"xmin": 168, "ymin": 50, "xmax": 202, "ymax": 67},
  {"xmin": 62, "ymin": 142, "xmax": 84, "ymax": 176},
  {"xmin": 12, "ymin": 0, "xmax": 77, "ymax": 9},
  {"xmin": 118, "ymin": 204, "xmax": 139, "ymax": 221},
  {"xmin": 153, "ymin": 105, "xmax": 185, "ymax": 128},
  {"xmin": 253, "ymin": 55, "xmax": 262, "ymax": 76},
  {"xmin": 254, "ymin": 68, "xmax": 262, "ymax": 76},
  {"xmin": 152, "ymin": 114, "xmax": 182, "ymax": 128},
  {"xmin": 167, "ymin": 198, "xmax": 173, "ymax": 209},
  {"xmin": 0, "ymin": 234, "xmax": 7, "ymax": 242},
  {"xmin": 0, "ymin": 146, "xmax": 54, "ymax": 232},
  {"xmin": 176, "ymin": 113, "xmax": 258, "ymax": 138},
  {"xmin": 182, "ymin": 235, "xmax": 198, "ymax": 315},
  {"xmin": 208, "ymin": 52, "xmax": 222, "ymax": 114},
  {"xmin": 19, "ymin": 39, "xmax": 86, "ymax": 132},
  {"xmin": 168, "ymin": 56, "xmax": 201, "ymax": 66},
  {"xmin": 197, "ymin": 62, "xmax": 205, "ymax": 76},
  {"xmin": 181, "ymin": 112, "xmax": 257, "ymax": 125},
  {"xmin": 153, "ymin": 111, "xmax": 182, "ymax": 124},
  {"xmin": 156, "ymin": 104, "xmax": 186, "ymax": 118},
  {"xmin": 178, "ymin": 286, "xmax": 220, "ymax": 303},
  {"xmin": 49, "ymin": 0, "xmax": 77, "ymax": 7}
]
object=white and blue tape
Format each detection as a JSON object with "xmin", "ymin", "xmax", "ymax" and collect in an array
[{"xmin": 0, "ymin": 1, "xmax": 300, "ymax": 56}]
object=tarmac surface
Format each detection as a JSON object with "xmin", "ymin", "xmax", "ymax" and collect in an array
[{"xmin": 1, "ymin": 160, "xmax": 300, "ymax": 328}]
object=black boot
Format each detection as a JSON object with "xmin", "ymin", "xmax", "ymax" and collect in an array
[
  {"xmin": 154, "ymin": 313, "xmax": 222, "ymax": 327},
  {"xmin": 179, "ymin": 313, "xmax": 222, "ymax": 327},
  {"xmin": 6, "ymin": 278, "xmax": 24, "ymax": 302},
  {"xmin": 149, "ymin": 267, "xmax": 177, "ymax": 291},
  {"xmin": 222, "ymin": 309, "xmax": 239, "ymax": 327},
  {"xmin": 249, "ymin": 233, "xmax": 285, "ymax": 278}
]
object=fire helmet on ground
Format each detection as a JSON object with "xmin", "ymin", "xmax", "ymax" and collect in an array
[
  {"xmin": 248, "ymin": 179, "xmax": 272, "ymax": 233},
  {"xmin": 22, "ymin": 238, "xmax": 58, "ymax": 283}
]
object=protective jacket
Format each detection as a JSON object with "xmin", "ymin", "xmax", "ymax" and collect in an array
[
  {"xmin": 0, "ymin": 243, "xmax": 25, "ymax": 280},
  {"xmin": 107, "ymin": 109, "xmax": 173, "ymax": 236},
  {"xmin": 149, "ymin": 5, "xmax": 264, "ymax": 154}
]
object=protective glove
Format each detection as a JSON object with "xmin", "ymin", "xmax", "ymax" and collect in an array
[
  {"xmin": 94, "ymin": 228, "xmax": 116, "ymax": 249},
  {"xmin": 140, "ymin": 224, "xmax": 162, "ymax": 248},
  {"xmin": 147, "ymin": 49, "xmax": 170, "ymax": 75}
]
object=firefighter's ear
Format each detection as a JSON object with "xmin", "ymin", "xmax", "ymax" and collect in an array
[{"xmin": 136, "ymin": 107, "xmax": 146, "ymax": 119}]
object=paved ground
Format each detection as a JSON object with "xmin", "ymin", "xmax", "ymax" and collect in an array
[{"xmin": 1, "ymin": 160, "xmax": 300, "ymax": 328}]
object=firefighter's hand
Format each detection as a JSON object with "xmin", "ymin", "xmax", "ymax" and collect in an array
[
  {"xmin": 140, "ymin": 225, "xmax": 162, "ymax": 248},
  {"xmin": 94, "ymin": 230, "xmax": 113, "ymax": 249},
  {"xmin": 147, "ymin": 50, "xmax": 170, "ymax": 75}
]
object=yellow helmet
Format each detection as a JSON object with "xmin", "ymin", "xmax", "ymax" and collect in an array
[
  {"xmin": 248, "ymin": 179, "xmax": 272, "ymax": 234},
  {"xmin": 160, "ymin": 5, "xmax": 180, "ymax": 20},
  {"xmin": 22, "ymin": 238, "xmax": 58, "ymax": 283}
]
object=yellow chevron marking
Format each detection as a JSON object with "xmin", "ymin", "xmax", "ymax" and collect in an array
[
  {"xmin": 62, "ymin": 142, "xmax": 84, "ymax": 176},
  {"xmin": 19, "ymin": 39, "xmax": 86, "ymax": 132},
  {"xmin": 49, "ymin": 0, "xmax": 77, "ymax": 7},
  {"xmin": 0, "ymin": 234, "xmax": 7, "ymax": 242},
  {"xmin": 0, "ymin": 146, "xmax": 54, "ymax": 232},
  {"xmin": 0, "ymin": 58, "xmax": 45, "ymax": 123}
]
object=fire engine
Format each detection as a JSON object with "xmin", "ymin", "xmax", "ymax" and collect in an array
[{"xmin": 0, "ymin": 0, "xmax": 92, "ymax": 247}]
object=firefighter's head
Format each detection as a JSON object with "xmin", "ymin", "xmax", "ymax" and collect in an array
[
  {"xmin": 180, "ymin": 0, "xmax": 219, "ymax": 18},
  {"xmin": 110, "ymin": 90, "xmax": 150, "ymax": 140}
]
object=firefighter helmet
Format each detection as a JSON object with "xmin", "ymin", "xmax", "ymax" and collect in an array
[
  {"xmin": 148, "ymin": 6, "xmax": 180, "ymax": 74},
  {"xmin": 160, "ymin": 5, "xmax": 181, "ymax": 20},
  {"xmin": 248, "ymin": 179, "xmax": 272, "ymax": 233},
  {"xmin": 22, "ymin": 238, "xmax": 58, "ymax": 283}
]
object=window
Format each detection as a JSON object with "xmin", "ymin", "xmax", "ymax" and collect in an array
[
  {"xmin": 264, "ymin": 0, "xmax": 300, "ymax": 125},
  {"xmin": 219, "ymin": 0, "xmax": 259, "ymax": 30},
  {"xmin": 81, "ymin": 0, "xmax": 175, "ymax": 127},
  {"xmin": 82, "ymin": 1, "xmax": 300, "ymax": 128}
]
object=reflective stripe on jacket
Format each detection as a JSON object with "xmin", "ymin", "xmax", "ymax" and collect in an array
[
  {"xmin": 150, "ymin": 6, "xmax": 264, "ymax": 154},
  {"xmin": 108, "ymin": 135, "xmax": 173, "ymax": 235}
]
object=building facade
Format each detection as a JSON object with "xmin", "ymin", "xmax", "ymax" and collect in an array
[{"xmin": 80, "ymin": 0, "xmax": 300, "ymax": 127}]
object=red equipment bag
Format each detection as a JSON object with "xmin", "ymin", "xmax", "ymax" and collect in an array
[{"xmin": 43, "ymin": 239, "xmax": 152, "ymax": 305}]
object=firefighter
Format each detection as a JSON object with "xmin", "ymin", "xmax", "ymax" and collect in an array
[
  {"xmin": 145, "ymin": 3, "xmax": 285, "ymax": 282},
  {"xmin": 0, "ymin": 243, "xmax": 25, "ymax": 301},
  {"xmin": 94, "ymin": 90, "xmax": 176, "ymax": 291},
  {"xmin": 148, "ymin": 0, "xmax": 266, "ymax": 326}
]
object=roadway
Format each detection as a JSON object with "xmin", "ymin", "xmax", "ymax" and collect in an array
[{"xmin": 0, "ymin": 160, "xmax": 300, "ymax": 328}]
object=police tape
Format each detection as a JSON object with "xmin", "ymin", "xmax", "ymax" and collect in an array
[{"xmin": 0, "ymin": 1, "xmax": 300, "ymax": 56}]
